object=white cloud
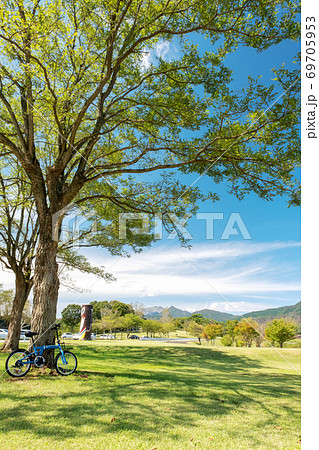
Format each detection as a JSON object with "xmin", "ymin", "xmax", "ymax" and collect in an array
[
  {"xmin": 1, "ymin": 241, "xmax": 299, "ymax": 316},
  {"xmin": 141, "ymin": 40, "xmax": 177, "ymax": 69},
  {"xmin": 204, "ymin": 301, "xmax": 275, "ymax": 315},
  {"xmin": 57, "ymin": 241, "xmax": 300, "ymax": 300},
  {"xmin": 180, "ymin": 301, "xmax": 276, "ymax": 315},
  {"xmin": 141, "ymin": 51, "xmax": 152, "ymax": 70},
  {"xmin": 155, "ymin": 41, "xmax": 171, "ymax": 59},
  {"xmin": 89, "ymin": 240, "xmax": 299, "ymax": 269}
]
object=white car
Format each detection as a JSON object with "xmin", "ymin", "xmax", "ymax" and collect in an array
[
  {"xmin": 91, "ymin": 333, "xmax": 97, "ymax": 340},
  {"xmin": 0, "ymin": 329, "xmax": 8, "ymax": 339},
  {"xmin": 0, "ymin": 329, "xmax": 29, "ymax": 341},
  {"xmin": 100, "ymin": 334, "xmax": 116, "ymax": 339},
  {"xmin": 61, "ymin": 332, "xmax": 74, "ymax": 339}
]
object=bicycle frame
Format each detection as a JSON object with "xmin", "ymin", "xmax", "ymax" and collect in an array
[{"xmin": 21, "ymin": 327, "xmax": 67, "ymax": 365}]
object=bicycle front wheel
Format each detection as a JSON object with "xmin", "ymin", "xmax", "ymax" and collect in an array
[
  {"xmin": 54, "ymin": 351, "xmax": 77, "ymax": 376},
  {"xmin": 6, "ymin": 349, "xmax": 31, "ymax": 377}
]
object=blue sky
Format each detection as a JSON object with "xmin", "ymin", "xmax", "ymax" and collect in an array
[{"xmin": 0, "ymin": 34, "xmax": 300, "ymax": 317}]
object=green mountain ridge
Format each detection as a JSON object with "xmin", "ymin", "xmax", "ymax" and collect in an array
[
  {"xmin": 144, "ymin": 302, "xmax": 301, "ymax": 323},
  {"xmin": 242, "ymin": 301, "xmax": 301, "ymax": 324},
  {"xmin": 168, "ymin": 306, "xmax": 191, "ymax": 318},
  {"xmin": 184, "ymin": 308, "xmax": 236, "ymax": 322}
]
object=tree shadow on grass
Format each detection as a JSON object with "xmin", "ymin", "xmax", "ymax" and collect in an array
[{"xmin": 0, "ymin": 345, "xmax": 300, "ymax": 444}]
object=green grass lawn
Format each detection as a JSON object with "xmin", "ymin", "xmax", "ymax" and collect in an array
[{"xmin": 0, "ymin": 341, "xmax": 300, "ymax": 449}]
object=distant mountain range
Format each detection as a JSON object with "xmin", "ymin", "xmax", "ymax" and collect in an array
[
  {"xmin": 144, "ymin": 301, "xmax": 301, "ymax": 323},
  {"xmin": 144, "ymin": 305, "xmax": 237, "ymax": 321},
  {"xmin": 241, "ymin": 301, "xmax": 301, "ymax": 324}
]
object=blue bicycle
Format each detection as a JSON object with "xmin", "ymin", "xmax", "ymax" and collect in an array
[{"xmin": 5, "ymin": 324, "xmax": 77, "ymax": 377}]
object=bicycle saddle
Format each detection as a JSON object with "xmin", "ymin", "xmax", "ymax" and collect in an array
[{"xmin": 25, "ymin": 331, "xmax": 39, "ymax": 337}]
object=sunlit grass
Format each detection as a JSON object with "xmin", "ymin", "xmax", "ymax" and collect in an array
[{"xmin": 0, "ymin": 341, "xmax": 300, "ymax": 449}]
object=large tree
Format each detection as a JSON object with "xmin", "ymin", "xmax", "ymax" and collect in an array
[
  {"xmin": 0, "ymin": 157, "xmax": 114, "ymax": 350},
  {"xmin": 225, "ymin": 319, "xmax": 239, "ymax": 346},
  {"xmin": 265, "ymin": 318, "xmax": 297, "ymax": 348},
  {"xmin": 234, "ymin": 318, "xmax": 259, "ymax": 347},
  {"xmin": 203, "ymin": 323, "xmax": 223, "ymax": 345},
  {"xmin": 187, "ymin": 321, "xmax": 204, "ymax": 345},
  {"xmin": 0, "ymin": 0, "xmax": 300, "ymax": 358}
]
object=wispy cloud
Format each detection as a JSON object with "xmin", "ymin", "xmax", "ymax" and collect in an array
[
  {"xmin": 0, "ymin": 241, "xmax": 299, "ymax": 315},
  {"xmin": 141, "ymin": 40, "xmax": 177, "ymax": 69},
  {"xmin": 58, "ymin": 241, "xmax": 300, "ymax": 300},
  {"xmin": 91, "ymin": 241, "xmax": 299, "ymax": 270},
  {"xmin": 191, "ymin": 301, "xmax": 275, "ymax": 314}
]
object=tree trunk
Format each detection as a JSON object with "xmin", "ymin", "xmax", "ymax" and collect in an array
[
  {"xmin": 1, "ymin": 272, "xmax": 31, "ymax": 351},
  {"xmin": 31, "ymin": 231, "xmax": 59, "ymax": 367}
]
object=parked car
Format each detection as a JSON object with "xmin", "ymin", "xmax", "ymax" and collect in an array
[
  {"xmin": 129, "ymin": 335, "xmax": 140, "ymax": 339},
  {"xmin": 61, "ymin": 332, "xmax": 74, "ymax": 339},
  {"xmin": 100, "ymin": 334, "xmax": 116, "ymax": 339},
  {"xmin": 72, "ymin": 333, "xmax": 80, "ymax": 340},
  {"xmin": 0, "ymin": 329, "xmax": 8, "ymax": 339},
  {"xmin": 141, "ymin": 336, "xmax": 151, "ymax": 340},
  {"xmin": 91, "ymin": 333, "xmax": 97, "ymax": 340},
  {"xmin": 1, "ymin": 329, "xmax": 28, "ymax": 341}
]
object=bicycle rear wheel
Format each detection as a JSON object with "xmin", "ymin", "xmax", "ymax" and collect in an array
[
  {"xmin": 6, "ymin": 349, "xmax": 31, "ymax": 377},
  {"xmin": 54, "ymin": 351, "xmax": 77, "ymax": 376}
]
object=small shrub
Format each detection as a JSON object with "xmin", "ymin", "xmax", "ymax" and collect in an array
[
  {"xmin": 236, "ymin": 340, "xmax": 245, "ymax": 347},
  {"xmin": 221, "ymin": 334, "xmax": 233, "ymax": 347}
]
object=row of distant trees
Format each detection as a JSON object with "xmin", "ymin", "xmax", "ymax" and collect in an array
[
  {"xmin": 61, "ymin": 301, "xmax": 298, "ymax": 348},
  {"xmin": 186, "ymin": 317, "xmax": 297, "ymax": 348},
  {"xmin": 61, "ymin": 301, "xmax": 175, "ymax": 338}
]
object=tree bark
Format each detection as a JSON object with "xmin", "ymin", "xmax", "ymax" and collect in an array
[
  {"xmin": 31, "ymin": 229, "xmax": 59, "ymax": 367},
  {"xmin": 1, "ymin": 271, "xmax": 32, "ymax": 351}
]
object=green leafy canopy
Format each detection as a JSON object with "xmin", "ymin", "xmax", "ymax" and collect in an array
[{"xmin": 0, "ymin": 0, "xmax": 300, "ymax": 242}]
